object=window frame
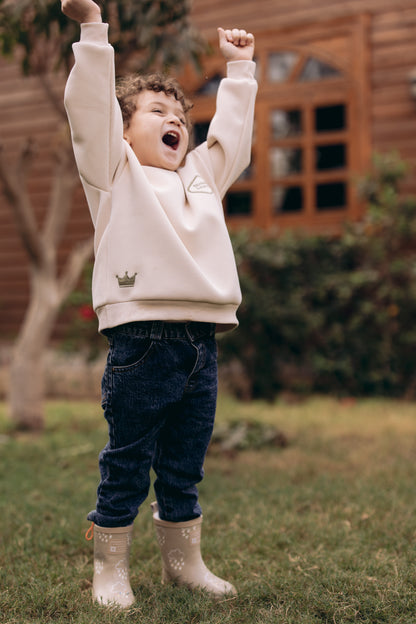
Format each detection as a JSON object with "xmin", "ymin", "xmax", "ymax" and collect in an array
[{"xmin": 184, "ymin": 14, "xmax": 371, "ymax": 232}]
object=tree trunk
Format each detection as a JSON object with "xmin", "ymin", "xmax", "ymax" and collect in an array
[
  {"xmin": 8, "ymin": 269, "xmax": 64, "ymax": 430},
  {"xmin": 1, "ymin": 134, "xmax": 93, "ymax": 431}
]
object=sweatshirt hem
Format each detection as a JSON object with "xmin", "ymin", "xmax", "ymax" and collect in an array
[{"xmin": 96, "ymin": 301, "xmax": 240, "ymax": 333}]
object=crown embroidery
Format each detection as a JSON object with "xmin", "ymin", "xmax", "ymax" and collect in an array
[{"xmin": 116, "ymin": 271, "xmax": 137, "ymax": 288}]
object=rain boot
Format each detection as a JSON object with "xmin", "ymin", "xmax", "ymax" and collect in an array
[
  {"xmin": 88, "ymin": 523, "xmax": 135, "ymax": 608},
  {"xmin": 151, "ymin": 502, "xmax": 236, "ymax": 597}
]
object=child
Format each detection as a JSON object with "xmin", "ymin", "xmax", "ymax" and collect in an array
[{"xmin": 62, "ymin": 0, "xmax": 257, "ymax": 608}]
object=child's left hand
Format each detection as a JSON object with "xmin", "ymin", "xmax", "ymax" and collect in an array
[{"xmin": 218, "ymin": 28, "xmax": 255, "ymax": 62}]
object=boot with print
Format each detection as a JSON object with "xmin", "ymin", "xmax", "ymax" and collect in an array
[
  {"xmin": 151, "ymin": 502, "xmax": 236, "ymax": 597},
  {"xmin": 87, "ymin": 523, "xmax": 135, "ymax": 608}
]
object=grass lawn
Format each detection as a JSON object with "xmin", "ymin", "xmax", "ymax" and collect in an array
[{"xmin": 1, "ymin": 395, "xmax": 416, "ymax": 623}]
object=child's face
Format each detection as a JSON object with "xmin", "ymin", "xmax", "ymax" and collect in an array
[{"xmin": 124, "ymin": 90, "xmax": 189, "ymax": 171}]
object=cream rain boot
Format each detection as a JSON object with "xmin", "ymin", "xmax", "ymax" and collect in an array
[
  {"xmin": 151, "ymin": 502, "xmax": 236, "ymax": 597},
  {"xmin": 88, "ymin": 523, "xmax": 135, "ymax": 608}
]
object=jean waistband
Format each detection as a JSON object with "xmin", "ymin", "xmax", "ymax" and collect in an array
[{"xmin": 103, "ymin": 321, "xmax": 216, "ymax": 341}]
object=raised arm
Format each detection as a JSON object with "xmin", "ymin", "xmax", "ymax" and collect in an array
[
  {"xmin": 200, "ymin": 27, "xmax": 257, "ymax": 198},
  {"xmin": 62, "ymin": 0, "xmax": 125, "ymax": 199}
]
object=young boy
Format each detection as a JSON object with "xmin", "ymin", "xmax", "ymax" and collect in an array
[{"xmin": 62, "ymin": 0, "xmax": 257, "ymax": 608}]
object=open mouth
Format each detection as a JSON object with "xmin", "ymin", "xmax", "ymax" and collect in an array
[{"xmin": 162, "ymin": 130, "xmax": 180, "ymax": 150}]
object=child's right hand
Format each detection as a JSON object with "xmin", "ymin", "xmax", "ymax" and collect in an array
[
  {"xmin": 217, "ymin": 28, "xmax": 255, "ymax": 62},
  {"xmin": 61, "ymin": 0, "xmax": 102, "ymax": 23}
]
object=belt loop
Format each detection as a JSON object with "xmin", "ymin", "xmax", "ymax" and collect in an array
[
  {"xmin": 150, "ymin": 321, "xmax": 164, "ymax": 340},
  {"xmin": 184, "ymin": 321, "xmax": 193, "ymax": 342}
]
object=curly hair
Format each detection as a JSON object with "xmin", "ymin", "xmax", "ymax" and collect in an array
[{"xmin": 116, "ymin": 73, "xmax": 193, "ymax": 131}]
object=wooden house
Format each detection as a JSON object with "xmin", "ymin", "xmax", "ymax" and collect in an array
[{"xmin": 1, "ymin": 0, "xmax": 416, "ymax": 337}]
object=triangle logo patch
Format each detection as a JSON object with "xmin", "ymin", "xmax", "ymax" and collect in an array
[{"xmin": 187, "ymin": 175, "xmax": 213, "ymax": 194}]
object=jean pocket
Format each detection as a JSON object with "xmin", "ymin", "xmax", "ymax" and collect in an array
[{"xmin": 110, "ymin": 334, "xmax": 154, "ymax": 371}]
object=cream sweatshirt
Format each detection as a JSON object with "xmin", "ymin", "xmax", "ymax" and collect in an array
[{"xmin": 64, "ymin": 23, "xmax": 257, "ymax": 332}]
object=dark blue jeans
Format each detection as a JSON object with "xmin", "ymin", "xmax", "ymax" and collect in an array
[{"xmin": 87, "ymin": 321, "xmax": 218, "ymax": 528}]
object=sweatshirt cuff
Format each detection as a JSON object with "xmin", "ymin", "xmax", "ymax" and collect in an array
[
  {"xmin": 80, "ymin": 22, "xmax": 109, "ymax": 44},
  {"xmin": 226, "ymin": 60, "xmax": 256, "ymax": 80}
]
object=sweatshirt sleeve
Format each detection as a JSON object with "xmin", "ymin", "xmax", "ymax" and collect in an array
[
  {"xmin": 64, "ymin": 23, "xmax": 124, "ymax": 192},
  {"xmin": 203, "ymin": 60, "xmax": 257, "ymax": 198}
]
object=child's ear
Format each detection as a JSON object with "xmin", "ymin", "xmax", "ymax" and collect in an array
[{"xmin": 123, "ymin": 123, "xmax": 132, "ymax": 145}]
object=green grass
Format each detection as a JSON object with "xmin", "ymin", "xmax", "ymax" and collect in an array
[{"xmin": 1, "ymin": 395, "xmax": 416, "ymax": 623}]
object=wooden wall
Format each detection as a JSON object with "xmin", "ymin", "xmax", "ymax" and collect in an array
[
  {"xmin": 1, "ymin": 0, "xmax": 416, "ymax": 338},
  {"xmin": 0, "ymin": 60, "xmax": 89, "ymax": 338}
]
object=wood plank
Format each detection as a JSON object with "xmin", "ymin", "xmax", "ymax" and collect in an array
[{"xmin": 191, "ymin": 0, "xmax": 416, "ymax": 33}]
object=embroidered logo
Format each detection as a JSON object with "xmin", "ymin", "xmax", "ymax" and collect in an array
[
  {"xmin": 116, "ymin": 271, "xmax": 137, "ymax": 288},
  {"xmin": 187, "ymin": 175, "xmax": 213, "ymax": 194}
]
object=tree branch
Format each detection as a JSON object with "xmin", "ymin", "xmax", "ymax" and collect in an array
[
  {"xmin": 0, "ymin": 140, "xmax": 44, "ymax": 266},
  {"xmin": 42, "ymin": 138, "xmax": 79, "ymax": 248},
  {"xmin": 58, "ymin": 236, "xmax": 94, "ymax": 302},
  {"xmin": 38, "ymin": 74, "xmax": 67, "ymax": 120}
]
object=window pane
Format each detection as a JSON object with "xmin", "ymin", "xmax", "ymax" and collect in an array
[
  {"xmin": 193, "ymin": 121, "xmax": 210, "ymax": 147},
  {"xmin": 315, "ymin": 105, "xmax": 346, "ymax": 132},
  {"xmin": 236, "ymin": 162, "xmax": 253, "ymax": 181},
  {"xmin": 271, "ymin": 109, "xmax": 302, "ymax": 139},
  {"xmin": 315, "ymin": 144, "xmax": 346, "ymax": 171},
  {"xmin": 268, "ymin": 52, "xmax": 298, "ymax": 83},
  {"xmin": 272, "ymin": 186, "xmax": 303, "ymax": 213},
  {"xmin": 226, "ymin": 191, "xmax": 252, "ymax": 216},
  {"xmin": 316, "ymin": 182, "xmax": 346, "ymax": 210},
  {"xmin": 271, "ymin": 148, "xmax": 302, "ymax": 178},
  {"xmin": 299, "ymin": 57, "xmax": 342, "ymax": 81},
  {"xmin": 196, "ymin": 73, "xmax": 222, "ymax": 96}
]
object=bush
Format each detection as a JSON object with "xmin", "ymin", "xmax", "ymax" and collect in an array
[
  {"xmin": 219, "ymin": 152, "xmax": 416, "ymax": 400},
  {"xmin": 62, "ymin": 263, "xmax": 106, "ymax": 360}
]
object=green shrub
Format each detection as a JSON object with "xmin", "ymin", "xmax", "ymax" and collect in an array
[
  {"xmin": 219, "ymin": 152, "xmax": 416, "ymax": 400},
  {"xmin": 61, "ymin": 263, "xmax": 106, "ymax": 360}
]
